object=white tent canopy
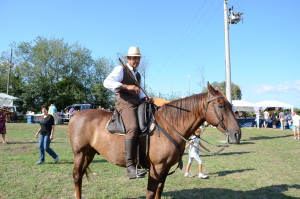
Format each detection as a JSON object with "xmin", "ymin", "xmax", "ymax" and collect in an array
[
  {"xmin": 254, "ymin": 100, "xmax": 294, "ymax": 113},
  {"xmin": 232, "ymin": 100, "xmax": 255, "ymax": 112},
  {"xmin": 0, "ymin": 93, "xmax": 20, "ymax": 106}
]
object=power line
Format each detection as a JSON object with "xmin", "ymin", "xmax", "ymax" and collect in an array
[{"xmin": 152, "ymin": 0, "xmax": 222, "ymax": 80}]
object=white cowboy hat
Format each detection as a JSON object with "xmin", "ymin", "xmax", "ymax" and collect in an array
[{"xmin": 124, "ymin": 46, "xmax": 142, "ymax": 58}]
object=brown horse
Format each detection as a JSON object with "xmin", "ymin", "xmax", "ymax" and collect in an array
[{"xmin": 68, "ymin": 83, "xmax": 241, "ymax": 199}]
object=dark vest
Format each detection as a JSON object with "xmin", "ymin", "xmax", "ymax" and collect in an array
[{"xmin": 115, "ymin": 66, "xmax": 142, "ymax": 106}]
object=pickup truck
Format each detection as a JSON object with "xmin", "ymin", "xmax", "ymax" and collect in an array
[{"xmin": 60, "ymin": 104, "xmax": 97, "ymax": 122}]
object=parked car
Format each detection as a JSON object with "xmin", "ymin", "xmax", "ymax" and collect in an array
[
  {"xmin": 6, "ymin": 105, "xmax": 24, "ymax": 121},
  {"xmin": 60, "ymin": 104, "xmax": 97, "ymax": 122}
]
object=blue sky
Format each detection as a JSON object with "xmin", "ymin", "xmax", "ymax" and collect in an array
[{"xmin": 1, "ymin": 0, "xmax": 300, "ymax": 108}]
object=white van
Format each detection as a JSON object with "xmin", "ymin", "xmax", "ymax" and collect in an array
[{"xmin": 6, "ymin": 105, "xmax": 24, "ymax": 119}]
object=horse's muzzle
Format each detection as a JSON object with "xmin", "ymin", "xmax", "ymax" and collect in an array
[{"xmin": 227, "ymin": 129, "xmax": 241, "ymax": 144}]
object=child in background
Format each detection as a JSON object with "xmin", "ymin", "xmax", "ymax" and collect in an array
[{"xmin": 184, "ymin": 128, "xmax": 210, "ymax": 179}]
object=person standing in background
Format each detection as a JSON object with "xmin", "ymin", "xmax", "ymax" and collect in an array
[
  {"xmin": 69, "ymin": 106, "xmax": 76, "ymax": 118},
  {"xmin": 263, "ymin": 109, "xmax": 270, "ymax": 128},
  {"xmin": 291, "ymin": 111, "xmax": 300, "ymax": 140},
  {"xmin": 0, "ymin": 106, "xmax": 12, "ymax": 144},
  {"xmin": 49, "ymin": 103, "xmax": 58, "ymax": 124},
  {"xmin": 271, "ymin": 110, "xmax": 278, "ymax": 129},
  {"xmin": 279, "ymin": 109, "xmax": 285, "ymax": 130},
  {"xmin": 49, "ymin": 104, "xmax": 57, "ymax": 115}
]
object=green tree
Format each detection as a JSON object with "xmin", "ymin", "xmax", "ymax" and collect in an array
[
  {"xmin": 2, "ymin": 36, "xmax": 113, "ymax": 112},
  {"xmin": 90, "ymin": 57, "xmax": 114, "ymax": 108},
  {"xmin": 202, "ymin": 81, "xmax": 242, "ymax": 100}
]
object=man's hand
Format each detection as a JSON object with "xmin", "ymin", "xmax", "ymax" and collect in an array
[
  {"xmin": 122, "ymin": 84, "xmax": 140, "ymax": 94},
  {"xmin": 145, "ymin": 97, "xmax": 153, "ymax": 103}
]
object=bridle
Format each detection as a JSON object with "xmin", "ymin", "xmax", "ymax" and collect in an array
[
  {"xmin": 155, "ymin": 92, "xmax": 229, "ymax": 155},
  {"xmin": 203, "ymin": 93, "xmax": 228, "ymax": 134},
  {"xmin": 153, "ymin": 92, "xmax": 230, "ymax": 175}
]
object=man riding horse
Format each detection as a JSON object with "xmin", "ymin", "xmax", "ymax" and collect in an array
[{"xmin": 103, "ymin": 47, "xmax": 152, "ymax": 179}]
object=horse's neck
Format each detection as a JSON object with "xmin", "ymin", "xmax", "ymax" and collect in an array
[{"xmin": 157, "ymin": 93, "xmax": 207, "ymax": 139}]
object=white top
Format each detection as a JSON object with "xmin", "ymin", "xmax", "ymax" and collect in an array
[
  {"xmin": 279, "ymin": 112, "xmax": 285, "ymax": 119},
  {"xmin": 292, "ymin": 114, "xmax": 300, "ymax": 126},
  {"xmin": 263, "ymin": 111, "xmax": 269, "ymax": 120},
  {"xmin": 189, "ymin": 135, "xmax": 201, "ymax": 158},
  {"xmin": 103, "ymin": 63, "xmax": 146, "ymax": 99}
]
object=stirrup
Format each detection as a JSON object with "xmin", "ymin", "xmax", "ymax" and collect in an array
[
  {"xmin": 136, "ymin": 169, "xmax": 147, "ymax": 178},
  {"xmin": 127, "ymin": 165, "xmax": 147, "ymax": 179},
  {"xmin": 135, "ymin": 164, "xmax": 147, "ymax": 178}
]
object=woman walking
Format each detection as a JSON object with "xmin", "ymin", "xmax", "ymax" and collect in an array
[{"xmin": 35, "ymin": 105, "xmax": 59, "ymax": 164}]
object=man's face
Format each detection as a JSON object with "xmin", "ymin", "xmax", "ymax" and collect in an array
[{"xmin": 127, "ymin": 56, "xmax": 141, "ymax": 69}]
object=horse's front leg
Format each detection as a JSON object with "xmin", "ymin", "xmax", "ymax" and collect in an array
[
  {"xmin": 155, "ymin": 172, "xmax": 168, "ymax": 199},
  {"xmin": 146, "ymin": 165, "xmax": 169, "ymax": 199}
]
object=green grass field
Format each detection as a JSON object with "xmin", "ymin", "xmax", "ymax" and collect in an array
[{"xmin": 0, "ymin": 123, "xmax": 299, "ymax": 199}]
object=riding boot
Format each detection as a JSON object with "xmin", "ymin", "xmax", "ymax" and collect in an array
[{"xmin": 124, "ymin": 138, "xmax": 147, "ymax": 179}]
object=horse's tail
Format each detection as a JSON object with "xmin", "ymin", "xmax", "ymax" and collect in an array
[{"xmin": 84, "ymin": 166, "xmax": 92, "ymax": 181}]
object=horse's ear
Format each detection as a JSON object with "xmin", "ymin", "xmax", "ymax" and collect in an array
[
  {"xmin": 217, "ymin": 89, "xmax": 226, "ymax": 98},
  {"xmin": 207, "ymin": 82, "xmax": 218, "ymax": 95}
]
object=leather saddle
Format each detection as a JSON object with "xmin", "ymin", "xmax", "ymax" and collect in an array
[{"xmin": 106, "ymin": 102, "xmax": 155, "ymax": 135}]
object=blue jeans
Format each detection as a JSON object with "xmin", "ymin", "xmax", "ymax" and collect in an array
[{"xmin": 38, "ymin": 134, "xmax": 58, "ymax": 162}]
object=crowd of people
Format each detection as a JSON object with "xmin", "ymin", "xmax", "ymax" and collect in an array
[
  {"xmin": 261, "ymin": 109, "xmax": 293, "ymax": 129},
  {"xmin": 234, "ymin": 108, "xmax": 300, "ymax": 140}
]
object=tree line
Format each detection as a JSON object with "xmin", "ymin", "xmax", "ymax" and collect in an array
[
  {"xmin": 0, "ymin": 37, "xmax": 114, "ymax": 112},
  {"xmin": 0, "ymin": 36, "xmax": 242, "ymax": 113}
]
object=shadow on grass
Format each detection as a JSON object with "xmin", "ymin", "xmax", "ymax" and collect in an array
[
  {"xmin": 217, "ymin": 151, "xmax": 252, "ymax": 156},
  {"xmin": 127, "ymin": 184, "xmax": 300, "ymax": 199},
  {"xmin": 238, "ymin": 141, "xmax": 255, "ymax": 144},
  {"xmin": 58, "ymin": 159, "xmax": 108, "ymax": 165},
  {"xmin": 201, "ymin": 151, "xmax": 252, "ymax": 157},
  {"xmin": 248, "ymin": 134, "xmax": 292, "ymax": 141},
  {"xmin": 209, "ymin": 168, "xmax": 255, "ymax": 177},
  {"xmin": 5, "ymin": 141, "xmax": 37, "ymax": 144},
  {"xmin": 5, "ymin": 141, "xmax": 66, "ymax": 144}
]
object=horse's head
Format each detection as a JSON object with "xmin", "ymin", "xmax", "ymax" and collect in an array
[{"xmin": 204, "ymin": 82, "xmax": 241, "ymax": 144}]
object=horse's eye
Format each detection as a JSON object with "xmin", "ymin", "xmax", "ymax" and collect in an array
[{"xmin": 219, "ymin": 105, "xmax": 225, "ymax": 109}]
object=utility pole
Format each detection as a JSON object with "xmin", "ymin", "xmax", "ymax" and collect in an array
[
  {"xmin": 223, "ymin": 0, "xmax": 243, "ymax": 103},
  {"xmin": 224, "ymin": 0, "xmax": 231, "ymax": 103},
  {"xmin": 7, "ymin": 49, "xmax": 14, "ymax": 95}
]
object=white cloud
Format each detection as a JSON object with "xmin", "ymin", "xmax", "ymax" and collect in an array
[{"xmin": 254, "ymin": 80, "xmax": 300, "ymax": 94}]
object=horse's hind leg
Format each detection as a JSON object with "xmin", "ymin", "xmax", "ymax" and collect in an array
[{"xmin": 73, "ymin": 147, "xmax": 97, "ymax": 199}]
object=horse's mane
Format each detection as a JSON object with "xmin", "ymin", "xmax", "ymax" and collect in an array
[{"xmin": 158, "ymin": 93, "xmax": 207, "ymax": 128}]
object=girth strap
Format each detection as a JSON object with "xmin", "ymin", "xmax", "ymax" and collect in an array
[
  {"xmin": 155, "ymin": 122, "xmax": 183, "ymax": 157},
  {"xmin": 155, "ymin": 122, "xmax": 183, "ymax": 175}
]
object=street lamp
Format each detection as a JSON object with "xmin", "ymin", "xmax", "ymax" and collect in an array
[{"xmin": 224, "ymin": 0, "xmax": 243, "ymax": 103}]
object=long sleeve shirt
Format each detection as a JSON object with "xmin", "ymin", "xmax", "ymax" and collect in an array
[{"xmin": 103, "ymin": 63, "xmax": 146, "ymax": 99}]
